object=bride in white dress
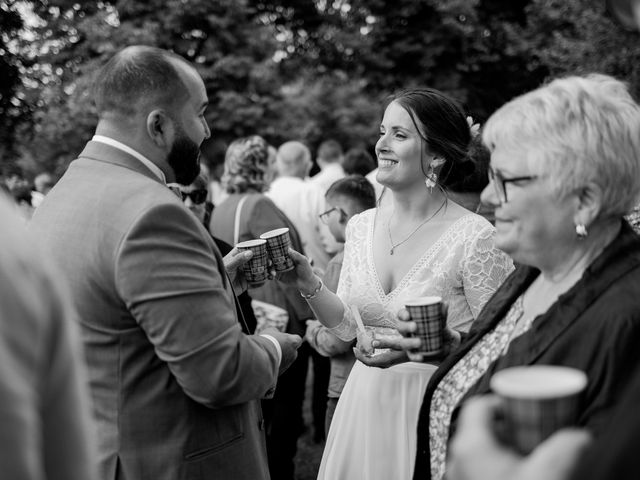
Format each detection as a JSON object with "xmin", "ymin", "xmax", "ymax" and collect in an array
[{"xmin": 282, "ymin": 88, "xmax": 513, "ymax": 480}]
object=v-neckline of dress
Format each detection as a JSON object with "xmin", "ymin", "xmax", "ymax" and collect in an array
[{"xmin": 368, "ymin": 210, "xmax": 474, "ymax": 299}]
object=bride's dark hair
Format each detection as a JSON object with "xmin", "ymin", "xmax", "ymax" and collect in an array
[{"xmin": 389, "ymin": 88, "xmax": 474, "ymax": 190}]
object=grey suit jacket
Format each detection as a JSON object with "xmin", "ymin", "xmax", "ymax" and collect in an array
[{"xmin": 29, "ymin": 141, "xmax": 279, "ymax": 480}]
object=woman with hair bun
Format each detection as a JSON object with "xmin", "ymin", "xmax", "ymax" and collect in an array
[{"xmin": 279, "ymin": 88, "xmax": 513, "ymax": 479}]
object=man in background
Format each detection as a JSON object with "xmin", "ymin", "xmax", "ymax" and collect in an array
[
  {"xmin": 310, "ymin": 139, "xmax": 346, "ymax": 193},
  {"xmin": 267, "ymin": 141, "xmax": 331, "ymax": 273}
]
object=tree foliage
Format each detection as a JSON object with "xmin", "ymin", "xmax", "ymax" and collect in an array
[{"xmin": 2, "ymin": 0, "xmax": 640, "ymax": 178}]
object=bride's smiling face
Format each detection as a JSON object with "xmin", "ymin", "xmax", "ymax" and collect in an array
[{"xmin": 375, "ymin": 101, "xmax": 427, "ymax": 190}]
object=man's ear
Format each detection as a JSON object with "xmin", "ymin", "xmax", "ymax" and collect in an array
[{"xmin": 146, "ymin": 109, "xmax": 173, "ymax": 149}]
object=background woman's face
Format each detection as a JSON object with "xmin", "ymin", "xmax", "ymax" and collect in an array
[
  {"xmin": 179, "ymin": 183, "xmax": 207, "ymax": 222},
  {"xmin": 374, "ymin": 101, "xmax": 426, "ymax": 190}
]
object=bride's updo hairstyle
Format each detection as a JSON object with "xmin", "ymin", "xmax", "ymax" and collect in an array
[{"xmin": 389, "ymin": 88, "xmax": 474, "ymax": 191}]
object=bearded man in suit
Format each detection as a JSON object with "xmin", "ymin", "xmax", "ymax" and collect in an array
[{"xmin": 29, "ymin": 45, "xmax": 301, "ymax": 480}]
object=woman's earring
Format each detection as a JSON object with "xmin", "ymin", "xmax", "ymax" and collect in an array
[
  {"xmin": 575, "ymin": 223, "xmax": 588, "ymax": 239},
  {"xmin": 425, "ymin": 167, "xmax": 438, "ymax": 193}
]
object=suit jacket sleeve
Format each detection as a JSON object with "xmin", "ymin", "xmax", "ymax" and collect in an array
[{"xmin": 115, "ymin": 202, "xmax": 279, "ymax": 408}]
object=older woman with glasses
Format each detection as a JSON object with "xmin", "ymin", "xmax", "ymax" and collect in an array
[{"xmin": 372, "ymin": 74, "xmax": 640, "ymax": 480}]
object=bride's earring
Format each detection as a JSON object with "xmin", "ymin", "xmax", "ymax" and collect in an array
[{"xmin": 425, "ymin": 166, "xmax": 438, "ymax": 193}]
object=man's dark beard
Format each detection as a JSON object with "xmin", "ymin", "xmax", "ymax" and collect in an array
[{"xmin": 167, "ymin": 129, "xmax": 201, "ymax": 185}]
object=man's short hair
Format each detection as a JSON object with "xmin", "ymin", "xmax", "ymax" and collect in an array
[
  {"xmin": 317, "ymin": 139, "xmax": 343, "ymax": 164},
  {"xmin": 342, "ymin": 148, "xmax": 376, "ymax": 177},
  {"xmin": 276, "ymin": 141, "xmax": 311, "ymax": 178},
  {"xmin": 92, "ymin": 45, "xmax": 191, "ymax": 117}
]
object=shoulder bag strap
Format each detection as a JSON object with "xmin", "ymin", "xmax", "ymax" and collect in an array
[{"xmin": 234, "ymin": 195, "xmax": 249, "ymax": 245}]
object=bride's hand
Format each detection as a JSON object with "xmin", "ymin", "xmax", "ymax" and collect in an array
[
  {"xmin": 353, "ymin": 347, "xmax": 409, "ymax": 369},
  {"xmin": 276, "ymin": 248, "xmax": 319, "ymax": 292},
  {"xmin": 373, "ymin": 307, "xmax": 461, "ymax": 365}
]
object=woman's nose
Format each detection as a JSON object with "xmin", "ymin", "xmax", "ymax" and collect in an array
[
  {"xmin": 375, "ymin": 135, "xmax": 388, "ymax": 156},
  {"xmin": 479, "ymin": 183, "xmax": 499, "ymax": 209}
]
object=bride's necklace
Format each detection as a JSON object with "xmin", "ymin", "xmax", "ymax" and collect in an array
[{"xmin": 387, "ymin": 200, "xmax": 446, "ymax": 255}]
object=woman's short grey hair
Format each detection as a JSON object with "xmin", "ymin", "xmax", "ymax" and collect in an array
[
  {"xmin": 483, "ymin": 73, "xmax": 640, "ymax": 218},
  {"xmin": 222, "ymin": 135, "xmax": 270, "ymax": 194}
]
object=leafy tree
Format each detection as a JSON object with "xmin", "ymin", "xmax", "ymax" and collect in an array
[
  {"xmin": 5, "ymin": 0, "xmax": 640, "ymax": 178},
  {"xmin": 516, "ymin": 0, "xmax": 640, "ymax": 99},
  {"xmin": 10, "ymin": 0, "xmax": 290, "ymax": 176},
  {"xmin": 0, "ymin": 0, "xmax": 32, "ymax": 176}
]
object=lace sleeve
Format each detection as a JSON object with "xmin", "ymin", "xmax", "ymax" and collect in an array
[{"xmin": 462, "ymin": 222, "xmax": 514, "ymax": 318}]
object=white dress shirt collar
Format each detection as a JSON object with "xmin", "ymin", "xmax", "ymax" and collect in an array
[{"xmin": 92, "ymin": 135, "xmax": 167, "ymax": 184}]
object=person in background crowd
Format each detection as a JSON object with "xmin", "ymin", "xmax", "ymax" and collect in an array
[
  {"xmin": 266, "ymin": 140, "xmax": 333, "ymax": 443},
  {"xmin": 211, "ymin": 135, "xmax": 313, "ymax": 480},
  {"xmin": 312, "ymin": 139, "xmax": 348, "ymax": 261},
  {"xmin": 280, "ymin": 87, "xmax": 513, "ymax": 480},
  {"xmin": 0, "ymin": 192, "xmax": 98, "ymax": 480},
  {"xmin": 342, "ymin": 147, "xmax": 377, "ymax": 177},
  {"xmin": 9, "ymin": 181, "xmax": 34, "ymax": 220},
  {"xmin": 310, "ymin": 139, "xmax": 346, "ymax": 193},
  {"xmin": 305, "ymin": 175, "xmax": 377, "ymax": 434},
  {"xmin": 29, "ymin": 45, "xmax": 301, "ymax": 480},
  {"xmin": 372, "ymin": 74, "xmax": 640, "ymax": 480},
  {"xmin": 268, "ymin": 140, "xmax": 331, "ymax": 273},
  {"xmin": 365, "ymin": 166, "xmax": 385, "ymax": 204},
  {"xmin": 31, "ymin": 172, "xmax": 56, "ymax": 208}
]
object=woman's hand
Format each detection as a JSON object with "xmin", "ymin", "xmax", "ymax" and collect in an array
[
  {"xmin": 223, "ymin": 247, "xmax": 253, "ymax": 293},
  {"xmin": 446, "ymin": 396, "xmax": 592, "ymax": 480},
  {"xmin": 371, "ymin": 305, "xmax": 462, "ymax": 365},
  {"xmin": 356, "ymin": 328, "xmax": 374, "ymax": 356},
  {"xmin": 276, "ymin": 248, "xmax": 320, "ymax": 292},
  {"xmin": 353, "ymin": 346, "xmax": 410, "ymax": 369}
]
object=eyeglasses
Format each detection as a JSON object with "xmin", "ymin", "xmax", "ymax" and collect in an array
[
  {"xmin": 488, "ymin": 166, "xmax": 538, "ymax": 204},
  {"xmin": 180, "ymin": 189, "xmax": 208, "ymax": 205},
  {"xmin": 319, "ymin": 206, "xmax": 346, "ymax": 224}
]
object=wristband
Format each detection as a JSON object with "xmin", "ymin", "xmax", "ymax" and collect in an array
[{"xmin": 299, "ymin": 279, "xmax": 324, "ymax": 300}]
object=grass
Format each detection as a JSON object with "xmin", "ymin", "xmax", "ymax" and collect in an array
[{"xmin": 293, "ymin": 362, "xmax": 326, "ymax": 480}]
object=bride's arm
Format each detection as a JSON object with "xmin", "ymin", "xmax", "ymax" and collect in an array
[{"xmin": 280, "ymin": 249, "xmax": 350, "ymax": 333}]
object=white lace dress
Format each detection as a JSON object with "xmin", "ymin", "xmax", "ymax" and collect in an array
[{"xmin": 317, "ymin": 209, "xmax": 513, "ymax": 480}]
